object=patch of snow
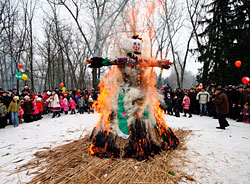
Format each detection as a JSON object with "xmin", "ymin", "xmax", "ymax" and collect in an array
[{"xmin": 0, "ymin": 113, "xmax": 250, "ymax": 183}]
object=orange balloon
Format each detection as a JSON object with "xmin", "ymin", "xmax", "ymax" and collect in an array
[
  {"xmin": 60, "ymin": 83, "xmax": 64, "ymax": 88},
  {"xmin": 235, "ymin": 60, "xmax": 242, "ymax": 68}
]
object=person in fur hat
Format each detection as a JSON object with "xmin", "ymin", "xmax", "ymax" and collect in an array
[
  {"xmin": 212, "ymin": 87, "xmax": 230, "ymax": 129},
  {"xmin": 22, "ymin": 95, "xmax": 34, "ymax": 123}
]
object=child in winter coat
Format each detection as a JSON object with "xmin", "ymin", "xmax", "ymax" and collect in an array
[
  {"xmin": 0, "ymin": 99, "xmax": 8, "ymax": 128},
  {"xmin": 32, "ymin": 97, "xmax": 39, "ymax": 121},
  {"xmin": 7, "ymin": 96, "xmax": 21, "ymax": 127},
  {"xmin": 69, "ymin": 97, "xmax": 76, "ymax": 114},
  {"xmin": 22, "ymin": 95, "xmax": 34, "ymax": 123},
  {"xmin": 18, "ymin": 105, "xmax": 24, "ymax": 124},
  {"xmin": 182, "ymin": 93, "xmax": 192, "ymax": 118},
  {"xmin": 36, "ymin": 97, "xmax": 43, "ymax": 120},
  {"xmin": 63, "ymin": 98, "xmax": 69, "ymax": 114},
  {"xmin": 88, "ymin": 96, "xmax": 94, "ymax": 113},
  {"xmin": 84, "ymin": 94, "xmax": 89, "ymax": 113},
  {"xmin": 59, "ymin": 96, "xmax": 64, "ymax": 113},
  {"xmin": 77, "ymin": 96, "xmax": 85, "ymax": 114},
  {"xmin": 241, "ymin": 103, "xmax": 250, "ymax": 123}
]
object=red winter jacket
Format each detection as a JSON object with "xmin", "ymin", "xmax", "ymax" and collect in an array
[
  {"xmin": 37, "ymin": 101, "xmax": 43, "ymax": 112},
  {"xmin": 43, "ymin": 93, "xmax": 50, "ymax": 106}
]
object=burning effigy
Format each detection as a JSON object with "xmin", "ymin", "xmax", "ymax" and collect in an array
[{"xmin": 86, "ymin": 35, "xmax": 179, "ymax": 161}]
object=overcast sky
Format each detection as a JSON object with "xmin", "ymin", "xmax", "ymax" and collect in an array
[{"xmin": 32, "ymin": 0, "xmax": 203, "ymax": 77}]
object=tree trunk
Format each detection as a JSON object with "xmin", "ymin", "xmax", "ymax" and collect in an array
[
  {"xmin": 167, "ymin": 19, "xmax": 181, "ymax": 88},
  {"xmin": 29, "ymin": 19, "xmax": 34, "ymax": 91}
]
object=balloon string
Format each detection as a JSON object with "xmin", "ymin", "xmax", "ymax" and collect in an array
[{"xmin": 238, "ymin": 68, "xmax": 242, "ymax": 82}]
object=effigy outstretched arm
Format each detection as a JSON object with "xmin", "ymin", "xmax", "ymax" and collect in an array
[
  {"xmin": 86, "ymin": 57, "xmax": 173, "ymax": 69},
  {"xmin": 86, "ymin": 57, "xmax": 128, "ymax": 68},
  {"xmin": 140, "ymin": 59, "xmax": 173, "ymax": 69}
]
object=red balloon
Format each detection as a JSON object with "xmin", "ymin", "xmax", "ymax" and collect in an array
[
  {"xmin": 235, "ymin": 60, "xmax": 242, "ymax": 68},
  {"xmin": 62, "ymin": 91, "xmax": 66, "ymax": 95},
  {"xmin": 60, "ymin": 83, "xmax": 64, "ymax": 88},
  {"xmin": 242, "ymin": 77, "xmax": 250, "ymax": 85},
  {"xmin": 18, "ymin": 64, "xmax": 23, "ymax": 69}
]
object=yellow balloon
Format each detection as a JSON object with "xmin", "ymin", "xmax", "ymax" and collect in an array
[{"xmin": 22, "ymin": 74, "xmax": 28, "ymax": 80}]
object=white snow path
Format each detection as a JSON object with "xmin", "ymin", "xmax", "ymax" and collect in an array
[{"xmin": 0, "ymin": 113, "xmax": 250, "ymax": 183}]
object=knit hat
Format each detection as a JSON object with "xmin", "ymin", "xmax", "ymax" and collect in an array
[
  {"xmin": 13, "ymin": 96, "xmax": 19, "ymax": 100},
  {"xmin": 244, "ymin": 103, "xmax": 249, "ymax": 108},
  {"xmin": 36, "ymin": 97, "xmax": 42, "ymax": 102},
  {"xmin": 24, "ymin": 95, "xmax": 30, "ymax": 100}
]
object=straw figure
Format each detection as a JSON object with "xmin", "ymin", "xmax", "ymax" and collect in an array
[{"xmin": 86, "ymin": 35, "xmax": 179, "ymax": 160}]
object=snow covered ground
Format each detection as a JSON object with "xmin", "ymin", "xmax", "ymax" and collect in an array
[{"xmin": 0, "ymin": 113, "xmax": 250, "ymax": 183}]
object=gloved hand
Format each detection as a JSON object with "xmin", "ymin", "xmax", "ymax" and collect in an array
[
  {"xmin": 161, "ymin": 65, "xmax": 170, "ymax": 70},
  {"xmin": 87, "ymin": 57, "xmax": 104, "ymax": 68}
]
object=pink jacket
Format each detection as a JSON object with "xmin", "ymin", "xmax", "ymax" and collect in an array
[
  {"xmin": 63, "ymin": 100, "xmax": 69, "ymax": 111},
  {"xmin": 18, "ymin": 106, "xmax": 24, "ymax": 118},
  {"xmin": 69, "ymin": 100, "xmax": 77, "ymax": 109},
  {"xmin": 182, "ymin": 96, "xmax": 190, "ymax": 110},
  {"xmin": 60, "ymin": 99, "xmax": 64, "ymax": 108},
  {"xmin": 32, "ymin": 101, "xmax": 39, "ymax": 114}
]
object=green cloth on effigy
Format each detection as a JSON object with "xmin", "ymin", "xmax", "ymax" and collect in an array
[
  {"xmin": 117, "ymin": 89, "xmax": 130, "ymax": 135},
  {"xmin": 102, "ymin": 57, "xmax": 109, "ymax": 66}
]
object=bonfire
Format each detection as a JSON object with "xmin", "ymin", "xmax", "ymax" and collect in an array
[{"xmin": 86, "ymin": 35, "xmax": 179, "ymax": 161}]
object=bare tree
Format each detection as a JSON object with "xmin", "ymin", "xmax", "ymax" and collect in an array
[
  {"xmin": 156, "ymin": 0, "xmax": 205, "ymax": 88},
  {"xmin": 22, "ymin": 0, "xmax": 37, "ymax": 90},
  {"xmin": 54, "ymin": 0, "xmax": 129, "ymax": 89},
  {"xmin": 0, "ymin": 0, "xmax": 28, "ymax": 91}
]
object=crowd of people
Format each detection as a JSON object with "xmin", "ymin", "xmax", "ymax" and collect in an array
[
  {"xmin": 160, "ymin": 84, "xmax": 250, "ymax": 128},
  {"xmin": 1, "ymin": 83, "xmax": 250, "ymax": 129},
  {"xmin": 0, "ymin": 86, "xmax": 98, "ymax": 128}
]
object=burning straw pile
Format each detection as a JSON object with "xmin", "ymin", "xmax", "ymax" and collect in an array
[{"xmin": 19, "ymin": 129, "xmax": 194, "ymax": 184}]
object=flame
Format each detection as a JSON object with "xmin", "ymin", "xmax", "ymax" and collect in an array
[{"xmin": 88, "ymin": 2, "xmax": 178, "ymax": 158}]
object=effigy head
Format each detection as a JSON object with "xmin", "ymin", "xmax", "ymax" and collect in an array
[{"xmin": 123, "ymin": 35, "xmax": 142, "ymax": 55}]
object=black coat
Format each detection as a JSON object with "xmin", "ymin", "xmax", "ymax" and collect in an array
[
  {"xmin": 172, "ymin": 98, "xmax": 179, "ymax": 110},
  {"xmin": 1, "ymin": 96, "xmax": 12, "ymax": 107},
  {"xmin": 165, "ymin": 96, "xmax": 173, "ymax": 109},
  {"xmin": 240, "ymin": 91, "xmax": 250, "ymax": 106}
]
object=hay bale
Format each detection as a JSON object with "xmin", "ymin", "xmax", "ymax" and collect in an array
[{"xmin": 19, "ymin": 129, "xmax": 194, "ymax": 184}]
